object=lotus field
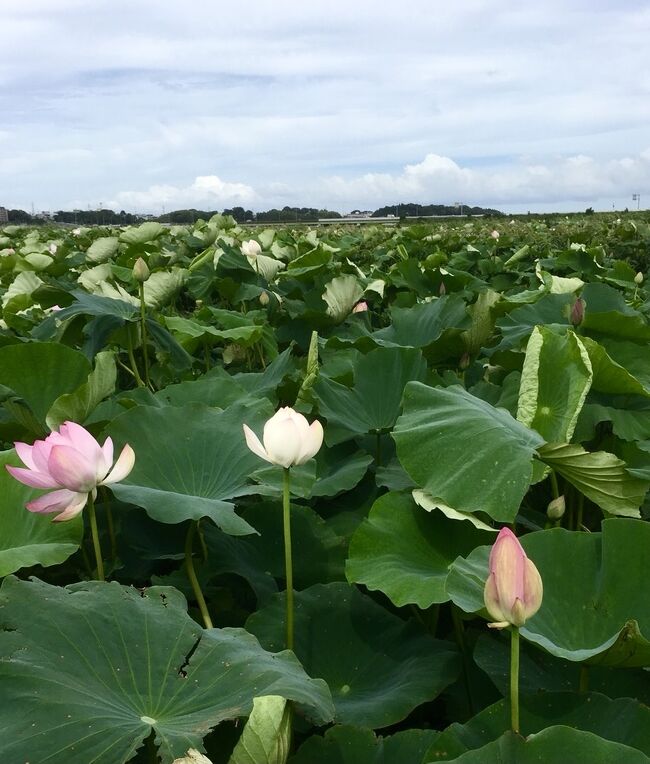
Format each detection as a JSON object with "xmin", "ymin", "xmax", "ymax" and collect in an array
[{"xmin": 2, "ymin": 213, "xmax": 650, "ymax": 763}]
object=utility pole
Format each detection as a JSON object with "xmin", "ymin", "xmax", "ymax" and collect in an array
[{"xmin": 632, "ymin": 193, "xmax": 641, "ymax": 210}]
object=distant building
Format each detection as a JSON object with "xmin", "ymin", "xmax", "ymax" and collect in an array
[{"xmin": 0, "ymin": 207, "xmax": 8, "ymax": 223}]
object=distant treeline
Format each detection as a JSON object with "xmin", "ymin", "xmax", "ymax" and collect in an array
[
  {"xmin": 372, "ymin": 203, "xmax": 503, "ymax": 217},
  {"xmin": 5, "ymin": 202, "xmax": 502, "ymax": 225}
]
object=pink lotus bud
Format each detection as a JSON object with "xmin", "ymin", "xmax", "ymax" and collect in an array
[
  {"xmin": 352, "ymin": 301, "xmax": 368, "ymax": 313},
  {"xmin": 259, "ymin": 290, "xmax": 270, "ymax": 306},
  {"xmin": 243, "ymin": 407, "xmax": 323, "ymax": 468},
  {"xmin": 570, "ymin": 298, "xmax": 585, "ymax": 327},
  {"xmin": 635, "ymin": 272, "xmax": 644, "ymax": 285},
  {"xmin": 491, "ymin": 230, "xmax": 500, "ymax": 239},
  {"xmin": 484, "ymin": 527, "xmax": 543, "ymax": 629},
  {"xmin": 6, "ymin": 421, "xmax": 135, "ymax": 522}
]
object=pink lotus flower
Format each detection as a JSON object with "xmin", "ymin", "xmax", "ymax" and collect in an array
[
  {"xmin": 484, "ymin": 527, "xmax": 543, "ymax": 629},
  {"xmin": 491, "ymin": 230, "xmax": 500, "ymax": 239},
  {"xmin": 243, "ymin": 407, "xmax": 323, "ymax": 468},
  {"xmin": 352, "ymin": 301, "xmax": 368, "ymax": 313},
  {"xmin": 6, "ymin": 421, "xmax": 135, "ymax": 522}
]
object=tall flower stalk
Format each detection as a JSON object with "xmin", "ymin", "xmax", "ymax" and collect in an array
[
  {"xmin": 133, "ymin": 257, "xmax": 151, "ymax": 389},
  {"xmin": 282, "ymin": 468, "xmax": 294, "ymax": 649},
  {"xmin": 244, "ymin": 407, "xmax": 323, "ymax": 649},
  {"xmin": 483, "ymin": 527, "xmax": 543, "ymax": 734}
]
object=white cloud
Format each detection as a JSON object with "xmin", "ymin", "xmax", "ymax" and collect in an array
[
  {"xmin": 317, "ymin": 152, "xmax": 650, "ymax": 209},
  {"xmin": 2, "ymin": 1, "xmax": 649, "ymax": 212},
  {"xmin": 107, "ymin": 175, "xmax": 258, "ymax": 212}
]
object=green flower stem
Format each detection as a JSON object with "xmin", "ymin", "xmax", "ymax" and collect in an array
[
  {"xmin": 510, "ymin": 626, "xmax": 520, "ymax": 734},
  {"xmin": 283, "ymin": 467, "xmax": 295, "ymax": 651},
  {"xmin": 138, "ymin": 283, "xmax": 151, "ymax": 389},
  {"xmin": 375, "ymin": 431, "xmax": 382, "ymax": 467},
  {"xmin": 126, "ymin": 324, "xmax": 145, "ymax": 388},
  {"xmin": 451, "ymin": 604, "xmax": 475, "ymax": 717},
  {"xmin": 87, "ymin": 492, "xmax": 105, "ymax": 582},
  {"xmin": 184, "ymin": 521, "xmax": 213, "ymax": 629},
  {"xmin": 549, "ymin": 469, "xmax": 560, "ymax": 500}
]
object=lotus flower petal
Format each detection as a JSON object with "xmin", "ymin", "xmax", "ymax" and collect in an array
[
  {"xmin": 243, "ymin": 424, "xmax": 273, "ymax": 464},
  {"xmin": 101, "ymin": 444, "xmax": 135, "ymax": 485},
  {"xmin": 245, "ymin": 407, "xmax": 324, "ymax": 468},
  {"xmin": 484, "ymin": 527, "xmax": 543, "ymax": 628},
  {"xmin": 5, "ymin": 465, "xmax": 60, "ymax": 489},
  {"xmin": 48, "ymin": 445, "xmax": 102, "ymax": 493},
  {"xmin": 295, "ymin": 419, "xmax": 324, "ymax": 465},
  {"xmin": 26, "ymin": 488, "xmax": 86, "ymax": 517},
  {"xmin": 263, "ymin": 417, "xmax": 303, "ymax": 468}
]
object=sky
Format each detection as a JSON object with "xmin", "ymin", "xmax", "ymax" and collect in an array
[{"xmin": 1, "ymin": 0, "xmax": 649, "ymax": 215}]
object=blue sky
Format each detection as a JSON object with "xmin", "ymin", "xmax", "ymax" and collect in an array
[{"xmin": 1, "ymin": 0, "xmax": 649, "ymax": 214}]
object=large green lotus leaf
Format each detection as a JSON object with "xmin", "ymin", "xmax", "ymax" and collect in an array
[
  {"xmin": 473, "ymin": 632, "xmax": 650, "ymax": 703},
  {"xmin": 600, "ymin": 338, "xmax": 650, "ymax": 392},
  {"xmin": 447, "ymin": 520, "xmax": 650, "ymax": 665},
  {"xmin": 250, "ymin": 449, "xmax": 372, "ymax": 500},
  {"xmin": 313, "ymin": 347, "xmax": 428, "ymax": 444},
  {"xmin": 0, "ymin": 342, "xmax": 91, "ymax": 432},
  {"xmin": 247, "ymin": 582, "xmax": 460, "ymax": 728},
  {"xmin": 284, "ymin": 246, "xmax": 332, "ymax": 277},
  {"xmin": 580, "ymin": 336, "xmax": 650, "ymax": 396},
  {"xmin": 581, "ymin": 282, "xmax": 650, "ymax": 341},
  {"xmin": 0, "ymin": 450, "xmax": 82, "ymax": 576},
  {"xmin": 143, "ymin": 268, "xmax": 186, "ymax": 309},
  {"xmin": 425, "ymin": 727, "xmax": 650, "ymax": 764},
  {"xmin": 106, "ymin": 401, "xmax": 274, "ymax": 535},
  {"xmin": 426, "ymin": 693, "xmax": 650, "ymax": 761},
  {"xmin": 227, "ymin": 695, "xmax": 290, "ymax": 764},
  {"xmin": 153, "ymin": 370, "xmax": 248, "ymax": 409},
  {"xmin": 517, "ymin": 327, "xmax": 592, "ymax": 443},
  {"xmin": 538, "ymin": 442, "xmax": 649, "ymax": 517},
  {"xmin": 153, "ymin": 520, "xmax": 278, "ymax": 606},
  {"xmin": 346, "ymin": 492, "xmax": 492, "ymax": 609},
  {"xmin": 290, "ymin": 725, "xmax": 439, "ymax": 764},
  {"xmin": 322, "ymin": 274, "xmax": 364, "ymax": 322},
  {"xmin": 2, "ymin": 271, "xmax": 43, "ymax": 313},
  {"xmin": 85, "ymin": 235, "xmax": 119, "ymax": 262},
  {"xmin": 393, "ymin": 383, "xmax": 544, "ymax": 522},
  {"xmin": 46, "ymin": 350, "xmax": 117, "ymax": 430},
  {"xmin": 462, "ymin": 289, "xmax": 501, "ymax": 354},
  {"xmin": 577, "ymin": 403, "xmax": 650, "ymax": 442},
  {"xmin": 45, "ymin": 288, "xmax": 138, "ymax": 321},
  {"xmin": 239, "ymin": 502, "xmax": 347, "ymax": 589},
  {"xmin": 490, "ymin": 292, "xmax": 573, "ymax": 354},
  {"xmin": 165, "ymin": 316, "xmax": 263, "ymax": 349},
  {"xmin": 372, "ymin": 295, "xmax": 470, "ymax": 350},
  {"xmin": 0, "ymin": 577, "xmax": 333, "ymax": 764},
  {"xmin": 119, "ymin": 221, "xmax": 164, "ymax": 244}
]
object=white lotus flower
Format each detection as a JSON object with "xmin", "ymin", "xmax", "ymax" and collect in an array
[
  {"xmin": 243, "ymin": 407, "xmax": 323, "ymax": 468},
  {"xmin": 241, "ymin": 239, "xmax": 262, "ymax": 258}
]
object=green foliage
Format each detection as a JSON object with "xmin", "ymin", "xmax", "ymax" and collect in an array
[{"xmin": 1, "ymin": 215, "xmax": 650, "ymax": 762}]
